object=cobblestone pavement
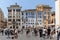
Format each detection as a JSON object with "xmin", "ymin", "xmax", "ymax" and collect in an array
[{"xmin": 0, "ymin": 31, "xmax": 57, "ymax": 40}]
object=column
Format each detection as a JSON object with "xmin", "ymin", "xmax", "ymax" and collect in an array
[{"xmin": 55, "ymin": 0, "xmax": 60, "ymax": 29}]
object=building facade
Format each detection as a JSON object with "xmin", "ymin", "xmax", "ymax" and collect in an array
[
  {"xmin": 55, "ymin": 0, "xmax": 60, "ymax": 28},
  {"xmin": 0, "ymin": 8, "xmax": 4, "ymax": 28},
  {"xmin": 22, "ymin": 4, "xmax": 52, "ymax": 28},
  {"xmin": 7, "ymin": 3, "xmax": 22, "ymax": 29},
  {"xmin": 2, "ymin": 18, "xmax": 7, "ymax": 28}
]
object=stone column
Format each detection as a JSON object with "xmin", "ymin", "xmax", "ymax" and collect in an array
[{"xmin": 55, "ymin": 0, "xmax": 60, "ymax": 28}]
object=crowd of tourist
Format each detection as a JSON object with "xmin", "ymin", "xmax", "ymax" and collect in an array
[
  {"xmin": 21, "ymin": 26, "xmax": 56, "ymax": 39},
  {"xmin": 1, "ymin": 26, "xmax": 60, "ymax": 40}
]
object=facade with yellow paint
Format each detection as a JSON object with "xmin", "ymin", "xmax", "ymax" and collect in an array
[{"xmin": 22, "ymin": 4, "xmax": 52, "ymax": 28}]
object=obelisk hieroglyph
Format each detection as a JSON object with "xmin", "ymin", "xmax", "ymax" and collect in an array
[{"xmin": 55, "ymin": 0, "xmax": 60, "ymax": 28}]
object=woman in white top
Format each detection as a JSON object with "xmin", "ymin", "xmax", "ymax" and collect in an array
[
  {"xmin": 42, "ymin": 28, "xmax": 46, "ymax": 38},
  {"xmin": 14, "ymin": 29, "xmax": 18, "ymax": 39}
]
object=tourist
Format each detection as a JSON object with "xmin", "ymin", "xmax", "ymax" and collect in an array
[
  {"xmin": 57, "ymin": 28, "xmax": 60, "ymax": 40},
  {"xmin": 26, "ymin": 27, "xmax": 30, "ymax": 35},
  {"xmin": 42, "ymin": 27, "xmax": 46, "ymax": 38},
  {"xmin": 14, "ymin": 29, "xmax": 18, "ymax": 39},
  {"xmin": 7, "ymin": 29, "xmax": 10, "ymax": 38},
  {"xmin": 50, "ymin": 30, "xmax": 54, "ymax": 39},
  {"xmin": 39, "ymin": 27, "xmax": 43, "ymax": 37},
  {"xmin": 34, "ymin": 28, "xmax": 38, "ymax": 36},
  {"xmin": 1, "ymin": 29, "xmax": 4, "ymax": 35},
  {"xmin": 21, "ymin": 26, "xmax": 25, "ymax": 33},
  {"xmin": 47, "ymin": 27, "xmax": 51, "ymax": 39}
]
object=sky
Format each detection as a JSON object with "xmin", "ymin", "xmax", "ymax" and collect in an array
[{"xmin": 0, "ymin": 0, "xmax": 55, "ymax": 18}]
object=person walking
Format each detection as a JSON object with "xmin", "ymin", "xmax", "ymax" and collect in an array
[
  {"xmin": 34, "ymin": 28, "xmax": 38, "ymax": 36},
  {"xmin": 26, "ymin": 28, "xmax": 30, "ymax": 35},
  {"xmin": 7, "ymin": 29, "xmax": 10, "ymax": 38},
  {"xmin": 21, "ymin": 26, "xmax": 25, "ymax": 33},
  {"xmin": 39, "ymin": 28, "xmax": 43, "ymax": 37},
  {"xmin": 47, "ymin": 27, "xmax": 51, "ymax": 39},
  {"xmin": 42, "ymin": 27, "xmax": 46, "ymax": 38},
  {"xmin": 1, "ymin": 29, "xmax": 4, "ymax": 35},
  {"xmin": 50, "ymin": 30, "xmax": 54, "ymax": 39},
  {"xmin": 14, "ymin": 29, "xmax": 18, "ymax": 39},
  {"xmin": 57, "ymin": 29, "xmax": 60, "ymax": 40}
]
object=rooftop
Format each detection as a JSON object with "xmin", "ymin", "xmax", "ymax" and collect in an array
[
  {"xmin": 37, "ymin": 4, "xmax": 52, "ymax": 9},
  {"xmin": 8, "ymin": 3, "xmax": 22, "ymax": 8},
  {"xmin": 22, "ymin": 9, "xmax": 36, "ymax": 12}
]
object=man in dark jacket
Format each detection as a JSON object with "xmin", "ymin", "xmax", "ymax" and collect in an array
[
  {"xmin": 47, "ymin": 27, "xmax": 51, "ymax": 38},
  {"xmin": 39, "ymin": 28, "xmax": 43, "ymax": 37},
  {"xmin": 57, "ymin": 29, "xmax": 60, "ymax": 40}
]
